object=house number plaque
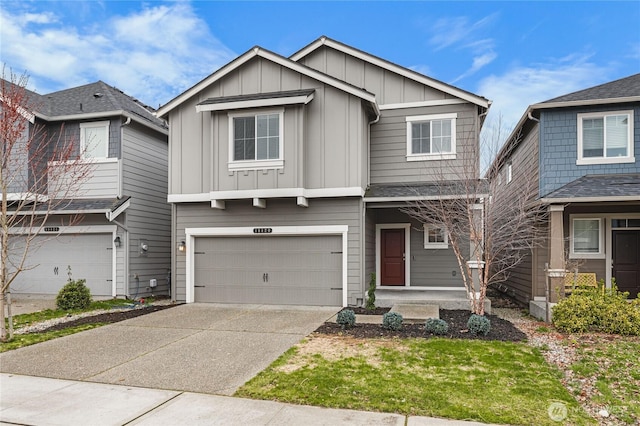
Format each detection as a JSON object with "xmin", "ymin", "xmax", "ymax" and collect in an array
[{"xmin": 253, "ymin": 228, "xmax": 273, "ymax": 234}]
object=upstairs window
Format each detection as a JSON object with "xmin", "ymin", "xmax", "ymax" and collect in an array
[
  {"xmin": 80, "ymin": 121, "xmax": 109, "ymax": 159},
  {"xmin": 577, "ymin": 111, "xmax": 634, "ymax": 165},
  {"xmin": 406, "ymin": 113, "xmax": 456, "ymax": 161},
  {"xmin": 229, "ymin": 109, "xmax": 283, "ymax": 170}
]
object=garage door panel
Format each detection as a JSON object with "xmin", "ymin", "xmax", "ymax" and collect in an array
[
  {"xmin": 194, "ymin": 235, "xmax": 342, "ymax": 306},
  {"xmin": 10, "ymin": 234, "xmax": 113, "ymax": 296}
]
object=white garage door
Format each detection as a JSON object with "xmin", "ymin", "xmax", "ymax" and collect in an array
[
  {"xmin": 11, "ymin": 234, "xmax": 113, "ymax": 297},
  {"xmin": 194, "ymin": 235, "xmax": 342, "ymax": 306}
]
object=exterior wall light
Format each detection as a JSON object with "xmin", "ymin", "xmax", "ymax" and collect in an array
[
  {"xmin": 114, "ymin": 236, "xmax": 121, "ymax": 248},
  {"xmin": 178, "ymin": 241, "xmax": 186, "ymax": 253}
]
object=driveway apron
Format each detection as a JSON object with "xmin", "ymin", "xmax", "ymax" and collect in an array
[{"xmin": 0, "ymin": 304, "xmax": 338, "ymax": 395}]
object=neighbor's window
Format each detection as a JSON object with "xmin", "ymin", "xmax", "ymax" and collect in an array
[
  {"xmin": 577, "ymin": 111, "xmax": 634, "ymax": 165},
  {"xmin": 229, "ymin": 110, "xmax": 283, "ymax": 170},
  {"xmin": 406, "ymin": 113, "xmax": 456, "ymax": 161},
  {"xmin": 80, "ymin": 121, "xmax": 109, "ymax": 159},
  {"xmin": 506, "ymin": 162, "xmax": 513, "ymax": 184},
  {"xmin": 424, "ymin": 224, "xmax": 448, "ymax": 249},
  {"xmin": 571, "ymin": 218, "xmax": 602, "ymax": 257}
]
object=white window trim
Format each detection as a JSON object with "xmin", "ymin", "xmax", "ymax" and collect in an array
[
  {"xmin": 576, "ymin": 110, "xmax": 634, "ymax": 165},
  {"xmin": 569, "ymin": 216, "xmax": 605, "ymax": 259},
  {"xmin": 506, "ymin": 163, "xmax": 512, "ymax": 184},
  {"xmin": 406, "ymin": 113, "xmax": 457, "ymax": 161},
  {"xmin": 423, "ymin": 224, "xmax": 449, "ymax": 249},
  {"xmin": 80, "ymin": 120, "xmax": 110, "ymax": 159},
  {"xmin": 228, "ymin": 108, "xmax": 284, "ymax": 171}
]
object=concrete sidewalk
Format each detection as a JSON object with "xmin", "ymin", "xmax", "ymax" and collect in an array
[{"xmin": 0, "ymin": 374, "xmax": 498, "ymax": 426}]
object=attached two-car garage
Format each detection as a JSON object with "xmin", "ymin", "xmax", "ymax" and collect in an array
[{"xmin": 186, "ymin": 226, "xmax": 348, "ymax": 306}]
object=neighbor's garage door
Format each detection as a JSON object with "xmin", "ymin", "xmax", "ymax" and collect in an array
[
  {"xmin": 194, "ymin": 235, "xmax": 342, "ymax": 306},
  {"xmin": 11, "ymin": 234, "xmax": 113, "ymax": 296}
]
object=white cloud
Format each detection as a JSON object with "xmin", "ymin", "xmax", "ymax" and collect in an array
[
  {"xmin": 0, "ymin": 2, "xmax": 235, "ymax": 107},
  {"xmin": 478, "ymin": 54, "xmax": 612, "ymax": 167}
]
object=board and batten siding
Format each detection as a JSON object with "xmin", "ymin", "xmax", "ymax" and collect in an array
[
  {"xmin": 297, "ymin": 46, "xmax": 458, "ymax": 105},
  {"xmin": 7, "ymin": 124, "xmax": 29, "ymax": 194},
  {"xmin": 173, "ymin": 198, "xmax": 363, "ymax": 305},
  {"xmin": 167, "ymin": 56, "xmax": 368, "ymax": 196},
  {"xmin": 122, "ymin": 123, "xmax": 171, "ymax": 298},
  {"xmin": 370, "ymin": 103, "xmax": 479, "ymax": 184}
]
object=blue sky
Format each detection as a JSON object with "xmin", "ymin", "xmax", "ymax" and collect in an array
[{"xmin": 1, "ymin": 0, "xmax": 639, "ymax": 142}]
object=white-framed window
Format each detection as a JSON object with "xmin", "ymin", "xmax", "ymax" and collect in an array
[
  {"xmin": 577, "ymin": 110, "xmax": 634, "ymax": 165},
  {"xmin": 80, "ymin": 121, "xmax": 109, "ymax": 159},
  {"xmin": 570, "ymin": 217, "xmax": 604, "ymax": 258},
  {"xmin": 424, "ymin": 224, "xmax": 448, "ymax": 249},
  {"xmin": 228, "ymin": 109, "xmax": 284, "ymax": 170},
  {"xmin": 406, "ymin": 113, "xmax": 457, "ymax": 161},
  {"xmin": 506, "ymin": 162, "xmax": 512, "ymax": 184}
]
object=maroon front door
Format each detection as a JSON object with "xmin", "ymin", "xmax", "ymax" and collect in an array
[
  {"xmin": 381, "ymin": 228, "xmax": 405, "ymax": 286},
  {"xmin": 613, "ymin": 230, "xmax": 640, "ymax": 299}
]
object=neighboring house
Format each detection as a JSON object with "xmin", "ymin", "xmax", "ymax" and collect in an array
[
  {"xmin": 157, "ymin": 36, "xmax": 490, "ymax": 308},
  {"xmin": 1, "ymin": 80, "xmax": 171, "ymax": 299},
  {"xmin": 488, "ymin": 73, "xmax": 640, "ymax": 319}
]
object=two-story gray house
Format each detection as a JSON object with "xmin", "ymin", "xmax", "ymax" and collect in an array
[
  {"xmin": 489, "ymin": 73, "xmax": 640, "ymax": 319},
  {"xmin": 157, "ymin": 37, "xmax": 490, "ymax": 307},
  {"xmin": 2, "ymin": 80, "xmax": 171, "ymax": 299}
]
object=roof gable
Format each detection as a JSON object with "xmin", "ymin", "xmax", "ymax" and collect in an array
[
  {"xmin": 156, "ymin": 46, "xmax": 378, "ymax": 118},
  {"xmin": 540, "ymin": 73, "xmax": 640, "ymax": 105},
  {"xmin": 290, "ymin": 36, "xmax": 490, "ymax": 109}
]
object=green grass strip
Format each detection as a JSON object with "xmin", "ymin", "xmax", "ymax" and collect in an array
[{"xmin": 0, "ymin": 324, "xmax": 104, "ymax": 353}]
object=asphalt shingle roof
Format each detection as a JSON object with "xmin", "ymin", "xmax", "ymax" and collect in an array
[
  {"xmin": 544, "ymin": 174, "xmax": 640, "ymax": 199},
  {"xmin": 365, "ymin": 180, "xmax": 489, "ymax": 199},
  {"xmin": 541, "ymin": 73, "xmax": 640, "ymax": 104}
]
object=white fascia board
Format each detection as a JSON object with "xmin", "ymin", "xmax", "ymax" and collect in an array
[
  {"xmin": 196, "ymin": 93, "xmax": 314, "ymax": 112},
  {"xmin": 34, "ymin": 110, "xmax": 168, "ymax": 135},
  {"xmin": 169, "ymin": 187, "xmax": 365, "ymax": 203},
  {"xmin": 541, "ymin": 195, "xmax": 640, "ymax": 203},
  {"xmin": 379, "ymin": 99, "xmax": 467, "ymax": 110},
  {"xmin": 106, "ymin": 198, "xmax": 131, "ymax": 222},
  {"xmin": 291, "ymin": 37, "xmax": 489, "ymax": 109},
  {"xmin": 364, "ymin": 194, "xmax": 488, "ymax": 203},
  {"xmin": 9, "ymin": 224, "xmax": 117, "ymax": 235}
]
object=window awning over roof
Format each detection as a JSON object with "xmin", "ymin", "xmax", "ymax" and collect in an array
[{"xmin": 196, "ymin": 89, "xmax": 315, "ymax": 112}]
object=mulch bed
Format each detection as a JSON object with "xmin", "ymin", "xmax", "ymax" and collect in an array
[
  {"xmin": 315, "ymin": 309, "xmax": 527, "ymax": 342},
  {"xmin": 39, "ymin": 305, "xmax": 177, "ymax": 333}
]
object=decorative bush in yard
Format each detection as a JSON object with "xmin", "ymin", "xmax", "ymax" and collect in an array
[
  {"xmin": 56, "ymin": 279, "xmax": 92, "ymax": 310},
  {"xmin": 365, "ymin": 272, "xmax": 376, "ymax": 310},
  {"xmin": 336, "ymin": 309, "xmax": 356, "ymax": 329},
  {"xmin": 467, "ymin": 314, "xmax": 491, "ymax": 336},
  {"xmin": 552, "ymin": 281, "xmax": 640, "ymax": 335},
  {"xmin": 382, "ymin": 312, "xmax": 403, "ymax": 331},
  {"xmin": 425, "ymin": 318, "xmax": 449, "ymax": 335}
]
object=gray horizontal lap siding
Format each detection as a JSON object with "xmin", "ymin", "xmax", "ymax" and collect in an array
[
  {"xmin": 174, "ymin": 198, "xmax": 362, "ymax": 305},
  {"xmin": 370, "ymin": 104, "xmax": 479, "ymax": 184},
  {"xmin": 539, "ymin": 104, "xmax": 640, "ymax": 197},
  {"xmin": 122, "ymin": 124, "xmax": 171, "ymax": 298}
]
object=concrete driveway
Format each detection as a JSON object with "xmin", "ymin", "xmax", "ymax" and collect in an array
[{"xmin": 0, "ymin": 303, "xmax": 338, "ymax": 395}]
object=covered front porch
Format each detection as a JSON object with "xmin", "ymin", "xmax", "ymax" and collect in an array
[{"xmin": 364, "ymin": 183, "xmax": 490, "ymax": 313}]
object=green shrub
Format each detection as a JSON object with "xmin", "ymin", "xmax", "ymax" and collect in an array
[
  {"xmin": 336, "ymin": 309, "xmax": 356, "ymax": 329},
  {"xmin": 467, "ymin": 314, "xmax": 491, "ymax": 336},
  {"xmin": 365, "ymin": 272, "xmax": 376, "ymax": 310},
  {"xmin": 552, "ymin": 283, "xmax": 640, "ymax": 335},
  {"xmin": 425, "ymin": 318, "xmax": 449, "ymax": 335},
  {"xmin": 382, "ymin": 312, "xmax": 403, "ymax": 331},
  {"xmin": 56, "ymin": 279, "xmax": 92, "ymax": 310}
]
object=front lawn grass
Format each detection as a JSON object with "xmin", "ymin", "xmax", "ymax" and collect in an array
[
  {"xmin": 236, "ymin": 336, "xmax": 594, "ymax": 425},
  {"xmin": 0, "ymin": 324, "xmax": 104, "ymax": 353},
  {"xmin": 569, "ymin": 339, "xmax": 640, "ymax": 424}
]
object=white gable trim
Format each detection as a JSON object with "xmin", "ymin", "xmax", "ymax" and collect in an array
[
  {"xmin": 290, "ymin": 37, "xmax": 490, "ymax": 109},
  {"xmin": 157, "ymin": 47, "xmax": 377, "ymax": 118}
]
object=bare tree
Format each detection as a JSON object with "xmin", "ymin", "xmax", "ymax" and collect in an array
[
  {"xmin": 401, "ymin": 118, "xmax": 545, "ymax": 315},
  {"xmin": 1, "ymin": 71, "xmax": 93, "ymax": 341}
]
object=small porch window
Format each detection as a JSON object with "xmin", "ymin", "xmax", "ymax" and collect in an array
[
  {"xmin": 570, "ymin": 218, "xmax": 603, "ymax": 258},
  {"xmin": 424, "ymin": 224, "xmax": 448, "ymax": 249}
]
